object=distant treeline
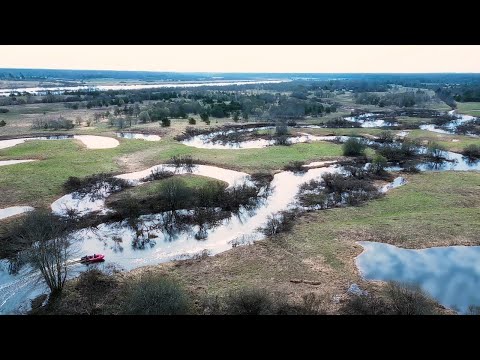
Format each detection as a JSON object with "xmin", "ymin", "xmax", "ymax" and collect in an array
[
  {"xmin": 2, "ymin": 69, "xmax": 480, "ymax": 84},
  {"xmin": 354, "ymin": 90, "xmax": 431, "ymax": 108},
  {"xmin": 1, "ymin": 83, "xmax": 341, "ymax": 121}
]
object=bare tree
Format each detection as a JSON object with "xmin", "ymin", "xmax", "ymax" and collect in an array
[{"xmin": 16, "ymin": 211, "xmax": 74, "ymax": 296}]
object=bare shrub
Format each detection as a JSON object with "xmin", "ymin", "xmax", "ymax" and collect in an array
[
  {"xmin": 260, "ymin": 211, "xmax": 296, "ymax": 236},
  {"xmin": 342, "ymin": 138, "xmax": 366, "ymax": 156},
  {"xmin": 142, "ymin": 167, "xmax": 174, "ymax": 181},
  {"xmin": 325, "ymin": 117, "xmax": 361, "ymax": 128},
  {"xmin": 341, "ymin": 294, "xmax": 391, "ymax": 315},
  {"xmin": 463, "ymin": 144, "xmax": 480, "ymax": 159},
  {"xmin": 71, "ymin": 268, "xmax": 118, "ymax": 314},
  {"xmin": 340, "ymin": 281, "xmax": 439, "ymax": 315},
  {"xmin": 169, "ymin": 155, "xmax": 196, "ymax": 173},
  {"xmin": 426, "ymin": 141, "xmax": 446, "ymax": 160},
  {"xmin": 250, "ymin": 172, "xmax": 274, "ymax": 188},
  {"xmin": 283, "ymin": 161, "xmax": 306, "ymax": 173},
  {"xmin": 121, "ymin": 274, "xmax": 191, "ymax": 315},
  {"xmin": 275, "ymin": 135, "xmax": 290, "ymax": 146},
  {"xmin": 32, "ymin": 116, "xmax": 74, "ymax": 130},
  {"xmin": 371, "ymin": 154, "xmax": 388, "ymax": 174},
  {"xmin": 385, "ymin": 282, "xmax": 437, "ymax": 315},
  {"xmin": 225, "ymin": 288, "xmax": 274, "ymax": 315},
  {"xmin": 378, "ymin": 131, "xmax": 395, "ymax": 143},
  {"xmin": 276, "ymin": 293, "xmax": 328, "ymax": 315},
  {"xmin": 63, "ymin": 173, "xmax": 131, "ymax": 200}
]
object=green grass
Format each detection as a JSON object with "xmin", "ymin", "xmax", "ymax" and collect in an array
[
  {"xmin": 407, "ymin": 129, "xmax": 480, "ymax": 152},
  {"xmin": 299, "ymin": 127, "xmax": 480, "ymax": 153},
  {"xmin": 0, "ymin": 139, "xmax": 155, "ymax": 207},
  {"xmin": 296, "ymin": 127, "xmax": 393, "ymax": 137},
  {"xmin": 0, "ymin": 137, "xmax": 342, "ymax": 208},
  {"xmin": 136, "ymin": 139, "xmax": 342, "ymax": 172},
  {"xmin": 310, "ymin": 172, "xmax": 479, "ymax": 246},
  {"xmin": 396, "ymin": 116, "xmax": 431, "ymax": 125},
  {"xmin": 164, "ymin": 171, "xmax": 480, "ymax": 301},
  {"xmin": 113, "ymin": 174, "xmax": 227, "ymax": 201},
  {"xmin": 456, "ymin": 102, "xmax": 480, "ymax": 116},
  {"xmin": 276, "ymin": 171, "xmax": 480, "ymax": 270}
]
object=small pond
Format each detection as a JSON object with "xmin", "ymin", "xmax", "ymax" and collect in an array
[
  {"xmin": 356, "ymin": 241, "xmax": 480, "ymax": 314},
  {"xmin": 115, "ymin": 133, "xmax": 161, "ymax": 141}
]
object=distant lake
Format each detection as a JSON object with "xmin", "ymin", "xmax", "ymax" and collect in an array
[{"xmin": 0, "ymin": 80, "xmax": 288, "ymax": 96}]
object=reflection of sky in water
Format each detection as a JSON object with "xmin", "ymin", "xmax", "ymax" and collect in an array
[
  {"xmin": 420, "ymin": 111, "xmax": 477, "ymax": 136},
  {"xmin": 115, "ymin": 133, "xmax": 161, "ymax": 141},
  {"xmin": 344, "ymin": 113, "xmax": 398, "ymax": 128},
  {"xmin": 0, "ymin": 80, "xmax": 286, "ymax": 97},
  {"xmin": 1, "ymin": 165, "xmax": 339, "ymax": 314},
  {"xmin": 356, "ymin": 241, "xmax": 480, "ymax": 314}
]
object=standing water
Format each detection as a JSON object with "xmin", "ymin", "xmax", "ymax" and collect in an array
[
  {"xmin": 1, "ymin": 164, "xmax": 339, "ymax": 313},
  {"xmin": 356, "ymin": 241, "xmax": 480, "ymax": 314}
]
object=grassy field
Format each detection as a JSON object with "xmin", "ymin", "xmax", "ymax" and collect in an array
[
  {"xmin": 407, "ymin": 129, "xmax": 480, "ymax": 152},
  {"xmin": 2, "ymin": 108, "xmax": 478, "ymax": 210},
  {"xmin": 0, "ymin": 139, "xmax": 154, "ymax": 208},
  {"xmin": 295, "ymin": 127, "xmax": 395, "ymax": 137},
  {"xmin": 2, "ymin": 87, "xmax": 479, "ymax": 314},
  {"xmin": 456, "ymin": 102, "xmax": 480, "ymax": 116},
  {"xmin": 108, "ymin": 174, "xmax": 227, "ymax": 204},
  {"xmin": 297, "ymin": 127, "xmax": 480, "ymax": 152},
  {"xmin": 395, "ymin": 116, "xmax": 431, "ymax": 125},
  {"xmin": 0, "ymin": 134, "xmax": 342, "ymax": 208},
  {"xmin": 134, "ymin": 171, "xmax": 480, "ymax": 310}
]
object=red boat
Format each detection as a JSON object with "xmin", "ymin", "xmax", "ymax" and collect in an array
[{"xmin": 80, "ymin": 254, "xmax": 105, "ymax": 264}]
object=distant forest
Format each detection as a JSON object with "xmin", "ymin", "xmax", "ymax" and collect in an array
[{"xmin": 2, "ymin": 69, "xmax": 480, "ymax": 85}]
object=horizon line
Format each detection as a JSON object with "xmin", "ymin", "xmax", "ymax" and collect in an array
[{"xmin": 0, "ymin": 67, "xmax": 479, "ymax": 75}]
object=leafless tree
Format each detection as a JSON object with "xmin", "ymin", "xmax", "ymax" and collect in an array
[{"xmin": 16, "ymin": 211, "xmax": 74, "ymax": 295}]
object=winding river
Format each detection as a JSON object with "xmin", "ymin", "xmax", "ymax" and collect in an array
[
  {"xmin": 1, "ymin": 120, "xmax": 479, "ymax": 314},
  {"xmin": 0, "ymin": 162, "xmax": 340, "ymax": 314}
]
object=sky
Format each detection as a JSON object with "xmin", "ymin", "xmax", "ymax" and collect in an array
[{"xmin": 0, "ymin": 45, "xmax": 479, "ymax": 73}]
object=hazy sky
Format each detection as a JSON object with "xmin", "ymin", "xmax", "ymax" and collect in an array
[{"xmin": 0, "ymin": 45, "xmax": 479, "ymax": 73}]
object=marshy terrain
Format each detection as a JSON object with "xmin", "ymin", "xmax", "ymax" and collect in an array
[{"xmin": 1, "ymin": 71, "xmax": 479, "ymax": 315}]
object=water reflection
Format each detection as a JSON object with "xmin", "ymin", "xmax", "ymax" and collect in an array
[
  {"xmin": 356, "ymin": 241, "xmax": 480, "ymax": 314},
  {"xmin": 115, "ymin": 133, "xmax": 161, "ymax": 141},
  {"xmin": 0, "ymin": 80, "xmax": 287, "ymax": 97},
  {"xmin": 344, "ymin": 113, "xmax": 398, "ymax": 128}
]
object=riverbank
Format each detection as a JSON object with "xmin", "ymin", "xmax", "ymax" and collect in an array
[{"xmin": 35, "ymin": 170, "xmax": 478, "ymax": 315}]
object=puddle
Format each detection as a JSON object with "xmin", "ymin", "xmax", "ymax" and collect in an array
[
  {"xmin": 302, "ymin": 161, "xmax": 338, "ymax": 168},
  {"xmin": 0, "ymin": 206, "xmax": 34, "ymax": 221},
  {"xmin": 344, "ymin": 113, "xmax": 398, "ymax": 128},
  {"xmin": 420, "ymin": 110, "xmax": 478, "ymax": 136},
  {"xmin": 380, "ymin": 177, "xmax": 407, "ymax": 193},
  {"xmin": 356, "ymin": 241, "xmax": 480, "ymax": 314},
  {"xmin": 115, "ymin": 133, "xmax": 161, "ymax": 141},
  {"xmin": 181, "ymin": 127, "xmax": 348, "ymax": 149},
  {"xmin": 395, "ymin": 131, "xmax": 409, "ymax": 138}
]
